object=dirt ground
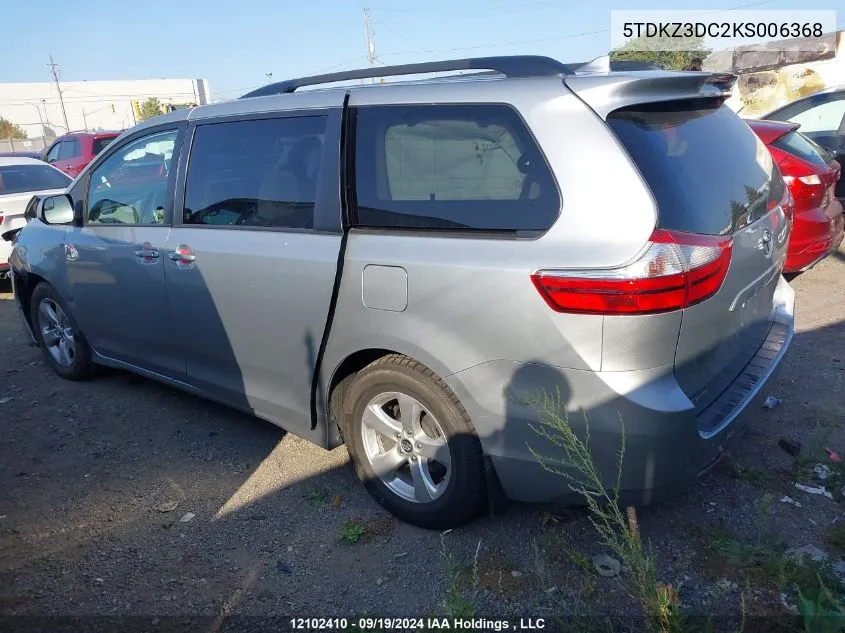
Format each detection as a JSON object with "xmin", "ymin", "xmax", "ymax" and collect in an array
[{"xmin": 1, "ymin": 247, "xmax": 844, "ymax": 632}]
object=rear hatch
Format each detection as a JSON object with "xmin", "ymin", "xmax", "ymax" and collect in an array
[{"xmin": 569, "ymin": 76, "xmax": 789, "ymax": 413}]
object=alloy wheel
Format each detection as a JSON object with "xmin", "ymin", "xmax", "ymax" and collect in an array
[
  {"xmin": 37, "ymin": 299, "xmax": 76, "ymax": 367},
  {"xmin": 360, "ymin": 391, "xmax": 452, "ymax": 503}
]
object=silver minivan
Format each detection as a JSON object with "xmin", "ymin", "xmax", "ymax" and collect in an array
[{"xmin": 7, "ymin": 56, "xmax": 794, "ymax": 528}]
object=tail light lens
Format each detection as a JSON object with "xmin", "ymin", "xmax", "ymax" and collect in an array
[
  {"xmin": 531, "ymin": 229, "xmax": 733, "ymax": 315},
  {"xmin": 781, "ymin": 157, "xmax": 827, "ymax": 207}
]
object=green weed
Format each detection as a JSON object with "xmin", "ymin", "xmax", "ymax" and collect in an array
[{"xmin": 339, "ymin": 519, "xmax": 365, "ymax": 544}]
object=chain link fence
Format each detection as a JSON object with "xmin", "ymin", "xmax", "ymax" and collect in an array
[{"xmin": 0, "ymin": 136, "xmax": 51, "ymax": 155}]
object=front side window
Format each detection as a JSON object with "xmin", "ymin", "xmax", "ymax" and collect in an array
[
  {"xmin": 786, "ymin": 97, "xmax": 845, "ymax": 134},
  {"xmin": 183, "ymin": 116, "xmax": 326, "ymax": 229},
  {"xmin": 354, "ymin": 104, "xmax": 560, "ymax": 232},
  {"xmin": 87, "ymin": 129, "xmax": 177, "ymax": 225},
  {"xmin": 45, "ymin": 142, "xmax": 61, "ymax": 163},
  {"xmin": 0, "ymin": 164, "xmax": 71, "ymax": 195}
]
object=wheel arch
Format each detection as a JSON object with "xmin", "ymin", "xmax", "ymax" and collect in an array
[
  {"xmin": 14, "ymin": 270, "xmax": 47, "ymax": 332},
  {"xmin": 323, "ymin": 343, "xmax": 456, "ymax": 448}
]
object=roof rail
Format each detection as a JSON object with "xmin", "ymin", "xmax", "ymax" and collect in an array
[{"xmin": 240, "ymin": 55, "xmax": 574, "ymax": 98}]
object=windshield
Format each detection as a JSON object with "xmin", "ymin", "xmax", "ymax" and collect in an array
[
  {"xmin": 0, "ymin": 164, "xmax": 71, "ymax": 196},
  {"xmin": 607, "ymin": 99, "xmax": 784, "ymax": 235}
]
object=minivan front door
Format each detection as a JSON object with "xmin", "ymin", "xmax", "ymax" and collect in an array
[
  {"xmin": 164, "ymin": 108, "xmax": 344, "ymax": 435},
  {"xmin": 65, "ymin": 127, "xmax": 185, "ymax": 378}
]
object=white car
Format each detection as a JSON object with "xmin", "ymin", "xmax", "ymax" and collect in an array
[{"xmin": 0, "ymin": 157, "xmax": 71, "ymax": 278}]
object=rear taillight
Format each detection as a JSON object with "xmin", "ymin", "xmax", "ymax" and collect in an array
[
  {"xmin": 531, "ymin": 229, "xmax": 733, "ymax": 315},
  {"xmin": 781, "ymin": 157, "xmax": 827, "ymax": 207}
]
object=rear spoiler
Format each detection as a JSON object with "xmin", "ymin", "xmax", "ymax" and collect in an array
[
  {"xmin": 569, "ymin": 56, "xmax": 665, "ymax": 73},
  {"xmin": 564, "ymin": 71, "xmax": 737, "ymax": 119},
  {"xmin": 745, "ymin": 119, "xmax": 801, "ymax": 145}
]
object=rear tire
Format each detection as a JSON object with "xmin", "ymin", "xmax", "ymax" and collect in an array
[
  {"xmin": 30, "ymin": 282, "xmax": 93, "ymax": 381},
  {"xmin": 341, "ymin": 354, "xmax": 487, "ymax": 529}
]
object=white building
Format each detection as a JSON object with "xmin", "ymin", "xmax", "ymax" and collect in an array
[{"xmin": 0, "ymin": 78, "xmax": 211, "ymax": 143}]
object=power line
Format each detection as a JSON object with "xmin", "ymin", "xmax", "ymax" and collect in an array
[
  {"xmin": 212, "ymin": 55, "xmax": 372, "ymax": 99},
  {"xmin": 304, "ymin": 55, "xmax": 370, "ymax": 75},
  {"xmin": 378, "ymin": 0, "xmax": 780, "ymax": 59},
  {"xmin": 372, "ymin": 0, "xmax": 584, "ymax": 21},
  {"xmin": 47, "ymin": 54, "xmax": 70, "ymax": 131}
]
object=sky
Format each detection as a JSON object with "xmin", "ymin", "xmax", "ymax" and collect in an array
[{"xmin": 2, "ymin": 0, "xmax": 843, "ymax": 101}]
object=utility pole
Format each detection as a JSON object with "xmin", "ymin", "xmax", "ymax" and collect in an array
[
  {"xmin": 48, "ymin": 55, "xmax": 70, "ymax": 132},
  {"xmin": 363, "ymin": 7, "xmax": 376, "ymax": 82}
]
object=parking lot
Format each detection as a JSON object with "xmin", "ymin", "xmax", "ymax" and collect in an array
[{"xmin": 1, "ymin": 248, "xmax": 844, "ymax": 629}]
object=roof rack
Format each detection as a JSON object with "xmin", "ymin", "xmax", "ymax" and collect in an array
[{"xmin": 240, "ymin": 55, "xmax": 574, "ymax": 98}]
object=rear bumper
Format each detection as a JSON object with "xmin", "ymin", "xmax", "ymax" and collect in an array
[{"xmin": 445, "ymin": 276, "xmax": 795, "ymax": 506}]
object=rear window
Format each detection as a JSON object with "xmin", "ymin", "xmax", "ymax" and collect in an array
[
  {"xmin": 354, "ymin": 104, "xmax": 560, "ymax": 232},
  {"xmin": 608, "ymin": 99, "xmax": 783, "ymax": 235},
  {"xmin": 92, "ymin": 136, "xmax": 116, "ymax": 156},
  {"xmin": 771, "ymin": 131, "xmax": 829, "ymax": 169},
  {"xmin": 0, "ymin": 164, "xmax": 71, "ymax": 195}
]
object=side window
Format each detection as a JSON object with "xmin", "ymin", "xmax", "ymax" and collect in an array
[
  {"xmin": 787, "ymin": 97, "xmax": 845, "ymax": 134},
  {"xmin": 87, "ymin": 129, "xmax": 177, "ymax": 225},
  {"xmin": 183, "ymin": 116, "xmax": 326, "ymax": 229},
  {"xmin": 354, "ymin": 104, "xmax": 560, "ymax": 231},
  {"xmin": 92, "ymin": 137, "xmax": 115, "ymax": 156},
  {"xmin": 58, "ymin": 139, "xmax": 80, "ymax": 160},
  {"xmin": 45, "ymin": 142, "xmax": 61, "ymax": 163}
]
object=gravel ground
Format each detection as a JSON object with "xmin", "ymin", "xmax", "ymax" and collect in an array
[{"xmin": 1, "ymin": 247, "xmax": 844, "ymax": 632}]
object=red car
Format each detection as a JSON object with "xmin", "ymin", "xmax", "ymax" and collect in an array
[
  {"xmin": 42, "ymin": 131, "xmax": 121, "ymax": 179},
  {"xmin": 747, "ymin": 119, "xmax": 844, "ymax": 273}
]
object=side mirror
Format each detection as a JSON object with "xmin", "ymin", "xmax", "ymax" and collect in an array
[{"xmin": 38, "ymin": 194, "xmax": 75, "ymax": 225}]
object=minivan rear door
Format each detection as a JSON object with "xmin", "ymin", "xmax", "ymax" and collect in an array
[
  {"xmin": 164, "ymin": 102, "xmax": 345, "ymax": 439},
  {"xmin": 606, "ymin": 97, "xmax": 790, "ymax": 414}
]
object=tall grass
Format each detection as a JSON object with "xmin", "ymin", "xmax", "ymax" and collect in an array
[{"xmin": 522, "ymin": 389, "xmax": 685, "ymax": 633}]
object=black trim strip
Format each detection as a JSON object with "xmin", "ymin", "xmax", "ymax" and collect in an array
[{"xmin": 310, "ymin": 92, "xmax": 352, "ymax": 432}]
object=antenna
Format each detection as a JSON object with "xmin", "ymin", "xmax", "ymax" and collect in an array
[{"xmin": 47, "ymin": 55, "xmax": 70, "ymax": 132}]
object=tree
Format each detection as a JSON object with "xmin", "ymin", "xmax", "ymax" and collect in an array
[
  {"xmin": 610, "ymin": 35, "xmax": 711, "ymax": 71},
  {"xmin": 138, "ymin": 97, "xmax": 163, "ymax": 122},
  {"xmin": 0, "ymin": 117, "xmax": 28, "ymax": 140}
]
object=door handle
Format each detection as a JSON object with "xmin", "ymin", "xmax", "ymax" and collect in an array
[
  {"xmin": 168, "ymin": 245, "xmax": 196, "ymax": 265},
  {"xmin": 134, "ymin": 246, "xmax": 160, "ymax": 259}
]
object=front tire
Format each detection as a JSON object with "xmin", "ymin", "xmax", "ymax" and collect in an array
[
  {"xmin": 30, "ymin": 282, "xmax": 93, "ymax": 381},
  {"xmin": 341, "ymin": 354, "xmax": 487, "ymax": 529}
]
